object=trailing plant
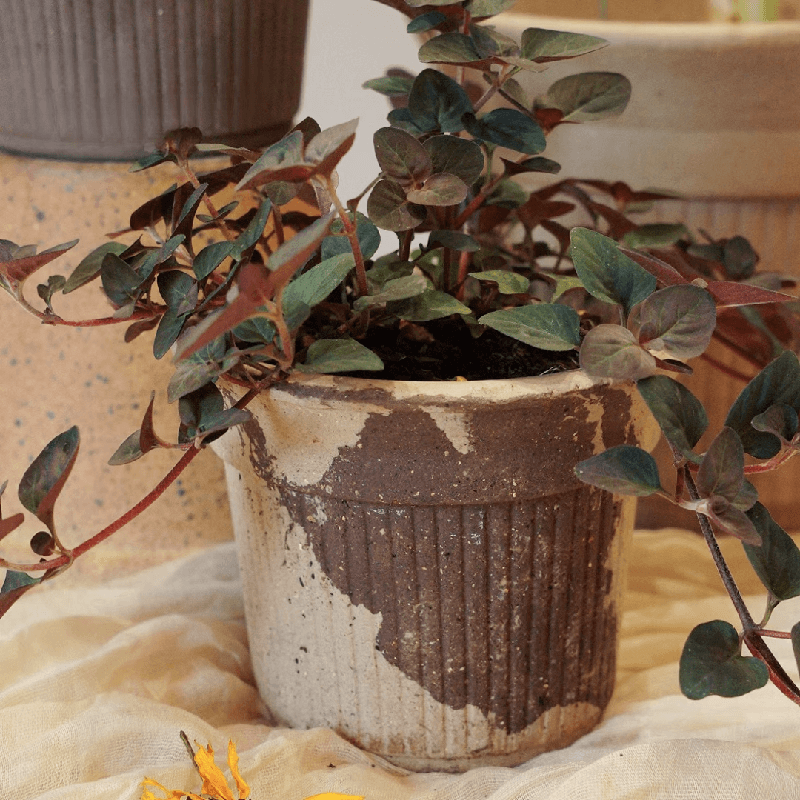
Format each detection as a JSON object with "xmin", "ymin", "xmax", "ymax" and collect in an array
[{"xmin": 1, "ymin": 0, "xmax": 799, "ymax": 709}]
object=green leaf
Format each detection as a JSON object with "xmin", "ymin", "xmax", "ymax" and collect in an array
[
  {"xmin": 158, "ymin": 270, "xmax": 198, "ymax": 316},
  {"xmin": 696, "ymin": 427, "xmax": 747, "ymax": 504},
  {"xmin": 100, "ymin": 252, "xmax": 144, "ymax": 308},
  {"xmin": 321, "ymin": 213, "xmax": 381, "ymax": 262},
  {"xmin": 407, "ymin": 68, "xmax": 474, "ymax": 134},
  {"xmin": 751, "ymin": 404, "xmax": 799, "ymax": 443},
  {"xmin": 637, "ymin": 284, "xmax": 716, "ymax": 361},
  {"xmin": 167, "ymin": 336, "xmax": 230, "ymax": 402},
  {"xmin": 367, "ymin": 179, "xmax": 426, "ymax": 231},
  {"xmin": 574, "ymin": 445, "xmax": 663, "ymax": 496},
  {"xmin": 418, "ymin": 33, "xmax": 485, "ymax": 66},
  {"xmin": 570, "ymin": 227, "xmax": 657, "ymax": 316},
  {"xmin": 540, "ymin": 72, "xmax": 632, "ymax": 122},
  {"xmin": 466, "ymin": 0, "xmax": 517, "ymax": 15},
  {"xmin": 229, "ymin": 198, "xmax": 273, "ymax": 260},
  {"xmin": 463, "ymin": 109, "xmax": 546, "ymax": 155},
  {"xmin": 236, "ymin": 130, "xmax": 305, "ymax": 191},
  {"xmin": 744, "ymin": 503, "xmax": 800, "ymax": 601},
  {"xmin": 1, "ymin": 570, "xmax": 40, "ymax": 593},
  {"xmin": 305, "ymin": 118, "xmax": 359, "ymax": 174},
  {"xmin": 407, "ymin": 173, "xmax": 469, "ymax": 206},
  {"xmin": 636, "ymin": 375, "xmax": 708, "ymax": 462},
  {"xmin": 136, "ymin": 234, "xmax": 186, "ymax": 282},
  {"xmin": 520, "ymin": 28, "xmax": 608, "ymax": 61},
  {"xmin": 391, "ymin": 289, "xmax": 471, "ymax": 322},
  {"xmin": 725, "ymin": 351, "xmax": 800, "ymax": 459},
  {"xmin": 374, "ymin": 127, "xmax": 432, "ymax": 184},
  {"xmin": 363, "ymin": 74, "xmax": 416, "ymax": 95},
  {"xmin": 723, "ymin": 236, "xmax": 759, "ymax": 280},
  {"xmin": 63, "ymin": 242, "xmax": 127, "ymax": 294},
  {"xmin": 297, "ymin": 339, "xmax": 384, "ymax": 374},
  {"xmin": 679, "ymin": 620, "xmax": 768, "ymax": 700},
  {"xmin": 353, "ymin": 274, "xmax": 428, "ymax": 312},
  {"xmin": 429, "ymin": 230, "xmax": 480, "ymax": 252},
  {"xmin": 479, "ymin": 303, "xmax": 580, "ymax": 350},
  {"xmin": 623, "ymin": 223, "xmax": 689, "ymax": 250},
  {"xmin": 424, "ymin": 135, "xmax": 485, "ymax": 185},
  {"xmin": 282, "ymin": 252, "xmax": 356, "ymax": 331},
  {"xmin": 18, "ymin": 427, "xmax": 80, "ymax": 533},
  {"xmin": 579, "ymin": 325, "xmax": 657, "ymax": 381},
  {"xmin": 387, "ymin": 108, "xmax": 428, "ymax": 137},
  {"xmin": 705, "ymin": 496, "xmax": 761, "ymax": 545},
  {"xmin": 504, "ymin": 156, "xmax": 562, "ymax": 176},
  {"xmin": 407, "ymin": 11, "xmax": 447, "ymax": 32},
  {"xmin": 193, "ymin": 240, "xmax": 234, "ymax": 281},
  {"xmin": 129, "ymin": 151, "xmax": 174, "ymax": 172},
  {"xmin": 792, "ymin": 622, "xmax": 800, "ymax": 678}
]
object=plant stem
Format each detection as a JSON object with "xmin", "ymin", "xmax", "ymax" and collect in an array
[{"xmin": 327, "ymin": 178, "xmax": 368, "ymax": 297}]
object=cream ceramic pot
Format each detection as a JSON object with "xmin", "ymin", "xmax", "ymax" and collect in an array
[{"xmin": 213, "ymin": 370, "xmax": 659, "ymax": 771}]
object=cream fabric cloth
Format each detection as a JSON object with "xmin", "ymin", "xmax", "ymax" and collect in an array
[{"xmin": 2, "ymin": 529, "xmax": 800, "ymax": 799}]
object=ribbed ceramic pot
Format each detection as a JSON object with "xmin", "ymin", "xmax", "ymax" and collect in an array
[
  {"xmin": 492, "ymin": 14, "xmax": 800, "ymax": 527},
  {"xmin": 0, "ymin": 0, "xmax": 309, "ymax": 160},
  {"xmin": 213, "ymin": 370, "xmax": 659, "ymax": 771}
]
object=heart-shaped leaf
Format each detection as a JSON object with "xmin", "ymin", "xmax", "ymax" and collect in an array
[
  {"xmin": 751, "ymin": 404, "xmax": 799, "ymax": 444},
  {"xmin": 636, "ymin": 375, "xmax": 708, "ymax": 462},
  {"xmin": 407, "ymin": 69, "xmax": 474, "ymax": 134},
  {"xmin": 725, "ymin": 351, "xmax": 800, "ymax": 459},
  {"xmin": 469, "ymin": 270, "xmax": 529, "ymax": 294},
  {"xmin": 679, "ymin": 620, "xmax": 768, "ymax": 699},
  {"xmin": 520, "ymin": 28, "xmax": 608, "ymax": 61},
  {"xmin": 574, "ymin": 445, "xmax": 663, "ymax": 496},
  {"xmin": 696, "ymin": 427, "xmax": 746, "ymax": 504},
  {"xmin": 744, "ymin": 503, "xmax": 800, "ymax": 600},
  {"xmin": 374, "ymin": 127, "xmax": 432, "ymax": 184},
  {"xmin": 424, "ymin": 135, "xmax": 485, "ymax": 185},
  {"xmin": 705, "ymin": 497, "xmax": 761, "ymax": 545},
  {"xmin": 406, "ymin": 11, "xmax": 447, "ymax": 33},
  {"xmin": 368, "ymin": 179, "xmax": 427, "ymax": 231},
  {"xmin": 354, "ymin": 274, "xmax": 428, "ymax": 312},
  {"xmin": 479, "ymin": 303, "xmax": 580, "ymax": 350},
  {"xmin": 406, "ymin": 173, "xmax": 469, "ymax": 206},
  {"xmin": 321, "ymin": 214, "xmax": 382, "ymax": 262},
  {"xmin": 570, "ymin": 228, "xmax": 656, "ymax": 316},
  {"xmin": 63, "ymin": 242, "xmax": 128, "ymax": 294},
  {"xmin": 418, "ymin": 33, "xmax": 486, "ymax": 66},
  {"xmin": 18, "ymin": 427, "xmax": 80, "ymax": 534},
  {"xmin": 579, "ymin": 325, "xmax": 658, "ymax": 381},
  {"xmin": 391, "ymin": 289, "xmax": 470, "ymax": 322},
  {"xmin": 637, "ymin": 284, "xmax": 716, "ymax": 361}
]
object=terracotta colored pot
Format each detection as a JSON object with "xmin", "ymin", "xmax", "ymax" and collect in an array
[
  {"xmin": 493, "ymin": 13, "xmax": 800, "ymax": 528},
  {"xmin": 212, "ymin": 370, "xmax": 659, "ymax": 771},
  {"xmin": 0, "ymin": 0, "xmax": 309, "ymax": 160}
]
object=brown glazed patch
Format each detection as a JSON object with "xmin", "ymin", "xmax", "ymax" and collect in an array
[{"xmin": 253, "ymin": 383, "xmax": 636, "ymax": 733}]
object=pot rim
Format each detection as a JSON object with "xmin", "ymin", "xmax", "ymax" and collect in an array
[
  {"xmin": 240, "ymin": 366, "xmax": 622, "ymax": 407},
  {"xmin": 497, "ymin": 12, "xmax": 800, "ymax": 45}
]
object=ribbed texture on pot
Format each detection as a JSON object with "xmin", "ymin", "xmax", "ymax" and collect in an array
[{"xmin": 0, "ymin": 0, "xmax": 308, "ymax": 160}]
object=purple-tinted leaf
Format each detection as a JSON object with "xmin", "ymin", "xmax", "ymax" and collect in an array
[
  {"xmin": 368, "ymin": 179, "xmax": 426, "ymax": 231},
  {"xmin": 723, "ymin": 236, "xmax": 758, "ymax": 280},
  {"xmin": 579, "ymin": 325, "xmax": 658, "ymax": 381},
  {"xmin": 418, "ymin": 32, "xmax": 485, "ymax": 65},
  {"xmin": 502, "ymin": 156, "xmax": 561, "ymax": 176},
  {"xmin": 751, "ymin": 404, "xmax": 799, "ymax": 443},
  {"xmin": 540, "ymin": 72, "xmax": 631, "ymax": 122},
  {"xmin": 407, "ymin": 173, "xmax": 468, "ymax": 206},
  {"xmin": 696, "ymin": 427, "xmax": 746, "ymax": 503},
  {"xmin": 479, "ymin": 304, "xmax": 580, "ymax": 350},
  {"xmin": 792, "ymin": 622, "xmax": 800, "ymax": 677},
  {"xmin": 745, "ymin": 503, "xmax": 800, "ymax": 600},
  {"xmin": 236, "ymin": 130, "xmax": 306, "ymax": 191},
  {"xmin": 229, "ymin": 198, "xmax": 273, "ymax": 261},
  {"xmin": 574, "ymin": 445, "xmax": 663, "ymax": 496},
  {"xmin": 725, "ymin": 351, "xmax": 800, "ymax": 459},
  {"xmin": 706, "ymin": 497, "xmax": 761, "ymax": 545},
  {"xmin": 680, "ymin": 620, "xmax": 768, "ymax": 699},
  {"xmin": 636, "ymin": 375, "xmax": 708, "ymax": 463},
  {"xmin": 424, "ymin": 135, "xmax": 485, "ymax": 185},
  {"xmin": 100, "ymin": 252, "xmax": 144, "ymax": 308},
  {"xmin": 0, "ymin": 239, "xmax": 78, "ymax": 290},
  {"xmin": 18, "ymin": 427, "xmax": 80, "ymax": 534},
  {"xmin": 373, "ymin": 127, "xmax": 432, "ymax": 184},
  {"xmin": 305, "ymin": 118, "xmax": 359, "ymax": 176},
  {"xmin": 466, "ymin": 0, "xmax": 517, "ymax": 15},
  {"xmin": 637, "ymin": 284, "xmax": 716, "ymax": 361},
  {"xmin": 429, "ymin": 230, "xmax": 480, "ymax": 252}
]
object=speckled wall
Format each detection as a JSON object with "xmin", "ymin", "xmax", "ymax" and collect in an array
[{"xmin": 0, "ymin": 154, "xmax": 234, "ymax": 583}]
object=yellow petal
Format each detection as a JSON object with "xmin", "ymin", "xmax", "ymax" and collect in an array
[
  {"xmin": 140, "ymin": 777, "xmax": 194, "ymax": 800},
  {"xmin": 194, "ymin": 743, "xmax": 235, "ymax": 800},
  {"xmin": 227, "ymin": 740, "xmax": 251, "ymax": 800},
  {"xmin": 304, "ymin": 795, "xmax": 364, "ymax": 800}
]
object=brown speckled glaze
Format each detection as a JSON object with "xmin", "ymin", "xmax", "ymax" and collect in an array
[
  {"xmin": 0, "ymin": 0, "xmax": 309, "ymax": 160},
  {"xmin": 214, "ymin": 372, "xmax": 659, "ymax": 771}
]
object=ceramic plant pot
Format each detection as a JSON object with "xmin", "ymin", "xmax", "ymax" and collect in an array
[
  {"xmin": 0, "ymin": 0, "xmax": 309, "ymax": 160},
  {"xmin": 493, "ymin": 13, "xmax": 800, "ymax": 527},
  {"xmin": 212, "ymin": 370, "xmax": 659, "ymax": 771}
]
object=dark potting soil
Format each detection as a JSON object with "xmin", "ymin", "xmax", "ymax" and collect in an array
[{"xmin": 344, "ymin": 317, "xmax": 580, "ymax": 381}]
